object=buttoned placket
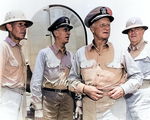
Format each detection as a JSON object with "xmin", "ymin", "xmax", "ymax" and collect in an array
[
  {"xmin": 17, "ymin": 44, "xmax": 26, "ymax": 88},
  {"xmin": 59, "ymin": 53, "xmax": 65, "ymax": 72},
  {"xmin": 52, "ymin": 45, "xmax": 65, "ymax": 72},
  {"xmin": 93, "ymin": 45, "xmax": 101, "ymax": 67}
]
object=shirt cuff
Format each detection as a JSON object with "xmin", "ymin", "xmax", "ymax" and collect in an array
[
  {"xmin": 77, "ymin": 83, "xmax": 86, "ymax": 95},
  {"xmin": 120, "ymin": 84, "xmax": 130, "ymax": 95},
  {"xmin": 30, "ymin": 96, "xmax": 42, "ymax": 110}
]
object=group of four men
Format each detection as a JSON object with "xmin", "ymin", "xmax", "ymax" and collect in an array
[{"xmin": 0, "ymin": 5, "xmax": 150, "ymax": 120}]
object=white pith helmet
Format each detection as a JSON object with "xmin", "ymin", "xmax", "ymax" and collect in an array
[
  {"xmin": 122, "ymin": 17, "xmax": 148, "ymax": 34},
  {"xmin": 0, "ymin": 9, "xmax": 33, "ymax": 31}
]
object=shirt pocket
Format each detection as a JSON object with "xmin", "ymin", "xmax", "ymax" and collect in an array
[
  {"xmin": 80, "ymin": 60, "xmax": 95, "ymax": 83},
  {"xmin": 46, "ymin": 62, "xmax": 60, "ymax": 80},
  {"xmin": 80, "ymin": 60, "xmax": 95, "ymax": 69},
  {"xmin": 135, "ymin": 56, "xmax": 150, "ymax": 75},
  {"xmin": 9, "ymin": 59, "xmax": 19, "ymax": 68},
  {"xmin": 139, "ymin": 56, "xmax": 150, "ymax": 62},
  {"xmin": 135, "ymin": 53, "xmax": 150, "ymax": 62},
  {"xmin": 105, "ymin": 61, "xmax": 122, "ymax": 69}
]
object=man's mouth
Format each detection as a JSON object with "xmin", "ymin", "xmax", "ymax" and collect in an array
[
  {"xmin": 103, "ymin": 32, "xmax": 109, "ymax": 34},
  {"xmin": 20, "ymin": 32, "xmax": 26, "ymax": 36},
  {"xmin": 66, "ymin": 36, "xmax": 69, "ymax": 39},
  {"xmin": 131, "ymin": 36, "xmax": 137, "ymax": 38}
]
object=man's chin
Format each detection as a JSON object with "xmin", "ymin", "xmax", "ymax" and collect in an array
[
  {"xmin": 17, "ymin": 37, "xmax": 26, "ymax": 41},
  {"xmin": 65, "ymin": 40, "xmax": 69, "ymax": 43},
  {"xmin": 102, "ymin": 38, "xmax": 109, "ymax": 41}
]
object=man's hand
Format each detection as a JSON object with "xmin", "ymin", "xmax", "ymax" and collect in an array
[
  {"xmin": 34, "ymin": 109, "xmax": 43, "ymax": 120},
  {"xmin": 107, "ymin": 87, "xmax": 124, "ymax": 99},
  {"xmin": 84, "ymin": 85, "xmax": 103, "ymax": 101},
  {"xmin": 75, "ymin": 105, "xmax": 82, "ymax": 120}
]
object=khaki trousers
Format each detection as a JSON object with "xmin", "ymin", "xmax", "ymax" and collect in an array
[{"xmin": 42, "ymin": 89, "xmax": 73, "ymax": 120}]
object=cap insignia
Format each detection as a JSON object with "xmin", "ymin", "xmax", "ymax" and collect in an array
[
  {"xmin": 65, "ymin": 18, "xmax": 69, "ymax": 23},
  {"xmin": 100, "ymin": 7, "xmax": 108, "ymax": 15},
  {"xmin": 131, "ymin": 19, "xmax": 136, "ymax": 24}
]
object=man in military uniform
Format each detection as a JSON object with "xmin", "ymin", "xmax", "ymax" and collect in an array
[
  {"xmin": 30, "ymin": 16, "xmax": 74, "ymax": 120},
  {"xmin": 122, "ymin": 17, "xmax": 150, "ymax": 120},
  {"xmin": 0, "ymin": 9, "xmax": 33, "ymax": 120},
  {"xmin": 68, "ymin": 6, "xmax": 143, "ymax": 120}
]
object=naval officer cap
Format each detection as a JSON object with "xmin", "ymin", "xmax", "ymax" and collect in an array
[
  {"xmin": 48, "ymin": 16, "xmax": 73, "ymax": 32},
  {"xmin": 84, "ymin": 6, "xmax": 114, "ymax": 27}
]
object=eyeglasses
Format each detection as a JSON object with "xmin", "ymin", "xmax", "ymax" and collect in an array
[{"xmin": 128, "ymin": 27, "xmax": 144, "ymax": 34}]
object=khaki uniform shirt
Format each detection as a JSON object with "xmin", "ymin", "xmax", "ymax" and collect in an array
[
  {"xmin": 0, "ymin": 37, "xmax": 26, "ymax": 98},
  {"xmin": 68, "ymin": 41, "xmax": 143, "ymax": 119},
  {"xmin": 30, "ymin": 44, "xmax": 74, "ymax": 110},
  {"xmin": 69, "ymin": 41, "xmax": 143, "ymax": 94}
]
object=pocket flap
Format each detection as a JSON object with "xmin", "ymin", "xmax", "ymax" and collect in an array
[
  {"xmin": 47, "ymin": 63, "xmax": 59, "ymax": 68},
  {"xmin": 80, "ymin": 60, "xmax": 94, "ymax": 68},
  {"xmin": 9, "ymin": 59, "xmax": 19, "ymax": 67},
  {"xmin": 106, "ymin": 61, "xmax": 122, "ymax": 69}
]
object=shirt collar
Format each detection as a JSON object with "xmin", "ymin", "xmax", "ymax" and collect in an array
[
  {"xmin": 86, "ymin": 40, "xmax": 109, "ymax": 52},
  {"xmin": 128, "ymin": 39, "xmax": 147, "ymax": 51},
  {"xmin": 5, "ymin": 37, "xmax": 22, "ymax": 48},
  {"xmin": 51, "ymin": 44, "xmax": 67, "ymax": 55}
]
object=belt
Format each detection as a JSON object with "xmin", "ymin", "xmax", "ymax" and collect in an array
[
  {"xmin": 140, "ymin": 79, "xmax": 150, "ymax": 89},
  {"xmin": 43, "ymin": 88, "xmax": 69, "ymax": 93},
  {"xmin": 143, "ymin": 79, "xmax": 150, "ymax": 84}
]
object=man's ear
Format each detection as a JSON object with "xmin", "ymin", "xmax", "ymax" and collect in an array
[
  {"xmin": 90, "ymin": 26, "xmax": 94, "ymax": 34},
  {"xmin": 54, "ymin": 30, "xmax": 58, "ymax": 37},
  {"xmin": 6, "ymin": 24, "xmax": 12, "ymax": 31}
]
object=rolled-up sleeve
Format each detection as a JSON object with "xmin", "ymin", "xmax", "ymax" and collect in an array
[
  {"xmin": 30, "ymin": 50, "xmax": 45, "ymax": 110},
  {"xmin": 120, "ymin": 49, "xmax": 143, "ymax": 94}
]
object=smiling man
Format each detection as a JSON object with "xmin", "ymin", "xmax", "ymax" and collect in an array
[
  {"xmin": 67, "ymin": 6, "xmax": 143, "ymax": 120},
  {"xmin": 0, "ymin": 9, "xmax": 33, "ymax": 120},
  {"xmin": 122, "ymin": 17, "xmax": 150, "ymax": 120},
  {"xmin": 30, "ymin": 16, "xmax": 74, "ymax": 120}
]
